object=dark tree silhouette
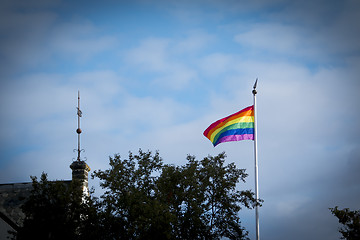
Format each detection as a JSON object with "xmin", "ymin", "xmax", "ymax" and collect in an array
[
  {"xmin": 330, "ymin": 206, "xmax": 360, "ymax": 240},
  {"xmin": 12, "ymin": 173, "xmax": 101, "ymax": 240},
  {"xmin": 93, "ymin": 150, "xmax": 259, "ymax": 240},
  {"xmin": 14, "ymin": 150, "xmax": 260, "ymax": 240}
]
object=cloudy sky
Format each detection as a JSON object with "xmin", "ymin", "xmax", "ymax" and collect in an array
[{"xmin": 1, "ymin": 0, "xmax": 359, "ymax": 239}]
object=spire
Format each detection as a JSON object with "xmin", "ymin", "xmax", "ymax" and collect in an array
[
  {"xmin": 71, "ymin": 91, "xmax": 90, "ymax": 196},
  {"xmin": 75, "ymin": 91, "xmax": 84, "ymax": 161}
]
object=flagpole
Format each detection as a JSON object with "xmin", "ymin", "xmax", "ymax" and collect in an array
[{"xmin": 252, "ymin": 79, "xmax": 260, "ymax": 240}]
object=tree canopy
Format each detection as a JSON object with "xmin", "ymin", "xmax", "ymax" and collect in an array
[{"xmin": 14, "ymin": 150, "xmax": 260, "ymax": 240}]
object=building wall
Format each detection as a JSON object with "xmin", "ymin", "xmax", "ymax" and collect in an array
[{"xmin": 0, "ymin": 218, "xmax": 15, "ymax": 240}]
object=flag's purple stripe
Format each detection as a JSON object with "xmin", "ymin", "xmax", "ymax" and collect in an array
[
  {"xmin": 214, "ymin": 133, "xmax": 254, "ymax": 146},
  {"xmin": 214, "ymin": 128, "xmax": 254, "ymax": 146}
]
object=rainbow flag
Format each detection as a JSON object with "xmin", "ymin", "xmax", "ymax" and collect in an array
[{"xmin": 203, "ymin": 106, "xmax": 254, "ymax": 146}]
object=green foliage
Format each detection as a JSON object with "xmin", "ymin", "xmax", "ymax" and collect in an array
[
  {"xmin": 330, "ymin": 206, "xmax": 360, "ymax": 240},
  {"xmin": 93, "ymin": 150, "xmax": 259, "ymax": 240},
  {"xmin": 93, "ymin": 150, "xmax": 172, "ymax": 239}
]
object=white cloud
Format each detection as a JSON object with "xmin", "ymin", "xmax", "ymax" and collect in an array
[
  {"xmin": 234, "ymin": 23, "xmax": 323, "ymax": 60},
  {"xmin": 0, "ymin": 10, "xmax": 57, "ymax": 72},
  {"xmin": 125, "ymin": 37, "xmax": 199, "ymax": 90},
  {"xmin": 321, "ymin": 0, "xmax": 360, "ymax": 55},
  {"xmin": 126, "ymin": 38, "xmax": 170, "ymax": 71},
  {"xmin": 49, "ymin": 21, "xmax": 118, "ymax": 63},
  {"xmin": 173, "ymin": 30, "xmax": 215, "ymax": 54},
  {"xmin": 275, "ymin": 196, "xmax": 311, "ymax": 217},
  {"xmin": 152, "ymin": 64, "xmax": 198, "ymax": 90},
  {"xmin": 199, "ymin": 53, "xmax": 235, "ymax": 76},
  {"xmin": 0, "ymin": 4, "xmax": 119, "ymax": 75},
  {"xmin": 238, "ymin": 1, "xmax": 360, "ymax": 62}
]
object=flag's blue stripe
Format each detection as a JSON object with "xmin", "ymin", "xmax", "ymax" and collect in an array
[{"xmin": 213, "ymin": 128, "xmax": 254, "ymax": 146}]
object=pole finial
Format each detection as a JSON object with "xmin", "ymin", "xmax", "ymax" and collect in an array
[{"xmin": 252, "ymin": 78, "xmax": 258, "ymax": 95}]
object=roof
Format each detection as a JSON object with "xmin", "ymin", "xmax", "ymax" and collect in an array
[{"xmin": 0, "ymin": 182, "xmax": 33, "ymax": 230}]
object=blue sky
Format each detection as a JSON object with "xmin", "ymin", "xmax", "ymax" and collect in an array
[{"xmin": 1, "ymin": 0, "xmax": 360, "ymax": 239}]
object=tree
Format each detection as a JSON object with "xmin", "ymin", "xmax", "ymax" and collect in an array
[
  {"xmin": 13, "ymin": 173, "xmax": 101, "ymax": 240},
  {"xmin": 330, "ymin": 206, "xmax": 360, "ymax": 240},
  {"xmin": 93, "ymin": 150, "xmax": 172, "ymax": 240},
  {"xmin": 15, "ymin": 150, "xmax": 259, "ymax": 240},
  {"xmin": 156, "ymin": 153, "xmax": 259, "ymax": 240},
  {"xmin": 93, "ymin": 150, "xmax": 259, "ymax": 240}
]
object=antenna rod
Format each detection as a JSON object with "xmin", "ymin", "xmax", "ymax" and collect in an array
[{"xmin": 76, "ymin": 91, "xmax": 82, "ymax": 161}]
